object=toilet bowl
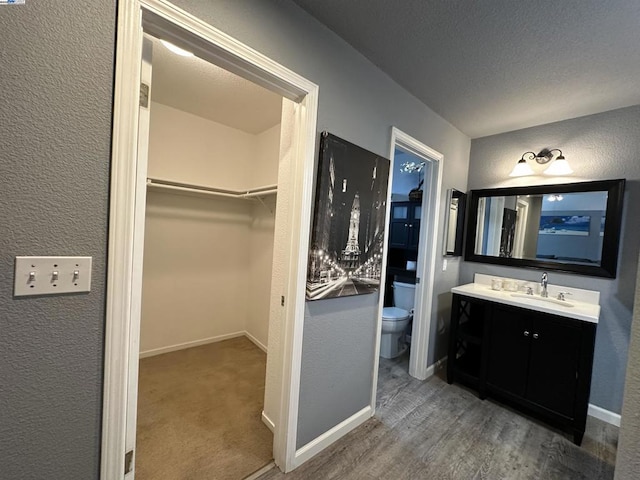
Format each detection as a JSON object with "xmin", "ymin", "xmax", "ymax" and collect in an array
[{"xmin": 380, "ymin": 281, "xmax": 416, "ymax": 359}]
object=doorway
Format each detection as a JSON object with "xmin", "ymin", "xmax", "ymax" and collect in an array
[
  {"xmin": 372, "ymin": 128, "xmax": 443, "ymax": 403},
  {"xmin": 103, "ymin": 1, "xmax": 318, "ymax": 478},
  {"xmin": 132, "ymin": 33, "xmax": 282, "ymax": 478}
]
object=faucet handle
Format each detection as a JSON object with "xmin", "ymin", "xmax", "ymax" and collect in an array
[
  {"xmin": 557, "ymin": 291, "xmax": 572, "ymax": 301},
  {"xmin": 526, "ymin": 286, "xmax": 534, "ymax": 295}
]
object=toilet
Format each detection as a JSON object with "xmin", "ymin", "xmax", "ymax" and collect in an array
[{"xmin": 380, "ymin": 281, "xmax": 416, "ymax": 359}]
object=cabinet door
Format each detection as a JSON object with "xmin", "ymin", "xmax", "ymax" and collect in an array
[
  {"xmin": 486, "ymin": 306, "xmax": 530, "ymax": 397},
  {"xmin": 526, "ymin": 315, "xmax": 581, "ymax": 418},
  {"xmin": 408, "ymin": 221, "xmax": 420, "ymax": 248},
  {"xmin": 389, "ymin": 221, "xmax": 409, "ymax": 247}
]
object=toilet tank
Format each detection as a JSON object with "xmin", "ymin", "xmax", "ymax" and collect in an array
[{"xmin": 393, "ymin": 281, "xmax": 416, "ymax": 311}]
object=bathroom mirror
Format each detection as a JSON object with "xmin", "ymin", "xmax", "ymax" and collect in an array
[
  {"xmin": 444, "ymin": 189, "xmax": 466, "ymax": 256},
  {"xmin": 465, "ymin": 179, "xmax": 625, "ymax": 278}
]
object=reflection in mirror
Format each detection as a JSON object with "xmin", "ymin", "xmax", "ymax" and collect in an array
[
  {"xmin": 465, "ymin": 179, "xmax": 625, "ymax": 278},
  {"xmin": 474, "ymin": 192, "xmax": 608, "ymax": 265},
  {"xmin": 444, "ymin": 189, "xmax": 466, "ymax": 256}
]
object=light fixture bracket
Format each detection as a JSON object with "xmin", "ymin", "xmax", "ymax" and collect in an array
[{"xmin": 534, "ymin": 148, "xmax": 563, "ymax": 165}]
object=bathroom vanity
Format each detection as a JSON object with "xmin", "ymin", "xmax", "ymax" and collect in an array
[{"xmin": 447, "ymin": 275, "xmax": 599, "ymax": 445}]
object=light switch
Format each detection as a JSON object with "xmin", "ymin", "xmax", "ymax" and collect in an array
[
  {"xmin": 442, "ymin": 259, "xmax": 448, "ymax": 271},
  {"xmin": 14, "ymin": 256, "xmax": 92, "ymax": 297}
]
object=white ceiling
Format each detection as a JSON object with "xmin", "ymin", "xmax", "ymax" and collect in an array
[
  {"xmin": 291, "ymin": 0, "xmax": 640, "ymax": 138},
  {"xmin": 149, "ymin": 36, "xmax": 282, "ymax": 134}
]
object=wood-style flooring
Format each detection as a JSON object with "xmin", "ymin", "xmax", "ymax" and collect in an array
[
  {"xmin": 135, "ymin": 336, "xmax": 273, "ymax": 480},
  {"xmin": 257, "ymin": 354, "xmax": 618, "ymax": 480}
]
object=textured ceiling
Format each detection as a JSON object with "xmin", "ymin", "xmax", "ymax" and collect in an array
[
  {"xmin": 292, "ymin": 0, "xmax": 640, "ymax": 138},
  {"xmin": 150, "ymin": 36, "xmax": 282, "ymax": 134}
]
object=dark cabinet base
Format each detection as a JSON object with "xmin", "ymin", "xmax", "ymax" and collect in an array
[{"xmin": 448, "ymin": 294, "xmax": 596, "ymax": 446}]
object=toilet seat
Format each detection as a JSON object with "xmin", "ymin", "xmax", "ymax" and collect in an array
[{"xmin": 382, "ymin": 306, "xmax": 410, "ymax": 321}]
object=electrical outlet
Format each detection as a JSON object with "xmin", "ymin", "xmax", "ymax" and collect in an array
[
  {"xmin": 14, "ymin": 256, "xmax": 92, "ymax": 297},
  {"xmin": 442, "ymin": 259, "xmax": 448, "ymax": 271}
]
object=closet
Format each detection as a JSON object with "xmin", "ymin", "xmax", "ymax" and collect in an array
[
  {"xmin": 134, "ymin": 36, "xmax": 283, "ymax": 479},
  {"xmin": 139, "ymin": 100, "xmax": 280, "ymax": 356}
]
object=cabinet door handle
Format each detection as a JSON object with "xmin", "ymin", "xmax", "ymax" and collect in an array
[
  {"xmin": 523, "ymin": 330, "xmax": 530, "ymax": 337},
  {"xmin": 404, "ymin": 223, "xmax": 408, "ymax": 227},
  {"xmin": 533, "ymin": 333, "xmax": 539, "ymax": 339}
]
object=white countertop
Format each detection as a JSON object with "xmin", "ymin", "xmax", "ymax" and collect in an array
[{"xmin": 452, "ymin": 281, "xmax": 600, "ymax": 324}]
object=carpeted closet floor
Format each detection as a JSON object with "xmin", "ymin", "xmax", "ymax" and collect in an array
[{"xmin": 135, "ymin": 336, "xmax": 273, "ymax": 480}]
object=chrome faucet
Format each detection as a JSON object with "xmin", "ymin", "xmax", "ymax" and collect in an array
[{"xmin": 540, "ymin": 272, "xmax": 548, "ymax": 298}]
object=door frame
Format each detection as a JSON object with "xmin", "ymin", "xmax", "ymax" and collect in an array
[
  {"xmin": 102, "ymin": 0, "xmax": 318, "ymax": 477},
  {"xmin": 514, "ymin": 197, "xmax": 530, "ymax": 258},
  {"xmin": 372, "ymin": 127, "xmax": 443, "ymax": 396}
]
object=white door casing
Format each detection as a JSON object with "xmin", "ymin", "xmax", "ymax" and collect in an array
[
  {"xmin": 371, "ymin": 127, "xmax": 444, "ymax": 412},
  {"xmin": 123, "ymin": 34, "xmax": 153, "ymax": 479},
  {"xmin": 103, "ymin": 0, "xmax": 318, "ymax": 477}
]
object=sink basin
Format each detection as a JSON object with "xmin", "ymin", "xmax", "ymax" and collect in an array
[{"xmin": 510, "ymin": 293, "xmax": 574, "ymax": 308}]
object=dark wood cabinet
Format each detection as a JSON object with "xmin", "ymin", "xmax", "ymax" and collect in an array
[
  {"xmin": 448, "ymin": 294, "xmax": 596, "ymax": 445},
  {"xmin": 384, "ymin": 201, "xmax": 422, "ymax": 306},
  {"xmin": 389, "ymin": 201, "xmax": 421, "ymax": 249}
]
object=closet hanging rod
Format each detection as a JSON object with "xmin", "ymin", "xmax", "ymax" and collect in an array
[{"xmin": 146, "ymin": 178, "xmax": 277, "ymax": 198}]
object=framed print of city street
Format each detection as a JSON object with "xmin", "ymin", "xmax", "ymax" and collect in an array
[{"xmin": 306, "ymin": 132, "xmax": 390, "ymax": 300}]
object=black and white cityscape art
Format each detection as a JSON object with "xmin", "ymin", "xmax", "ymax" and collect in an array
[{"xmin": 306, "ymin": 132, "xmax": 390, "ymax": 301}]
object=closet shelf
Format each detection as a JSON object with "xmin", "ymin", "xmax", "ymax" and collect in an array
[{"xmin": 146, "ymin": 178, "xmax": 277, "ymax": 199}]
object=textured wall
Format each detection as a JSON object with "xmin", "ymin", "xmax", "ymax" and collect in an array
[
  {"xmin": 0, "ymin": 2, "xmax": 115, "ymax": 478},
  {"xmin": 141, "ymin": 192, "xmax": 252, "ymax": 353},
  {"xmin": 166, "ymin": 0, "xmax": 471, "ymax": 447},
  {"xmin": 615, "ymin": 252, "xmax": 640, "ymax": 478},
  {"xmin": 462, "ymin": 105, "xmax": 640, "ymax": 413}
]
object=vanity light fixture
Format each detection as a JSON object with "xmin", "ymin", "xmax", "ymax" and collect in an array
[
  {"xmin": 160, "ymin": 39, "xmax": 194, "ymax": 57},
  {"xmin": 509, "ymin": 148, "xmax": 573, "ymax": 177}
]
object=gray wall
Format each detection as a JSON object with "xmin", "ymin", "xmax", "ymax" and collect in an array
[
  {"xmin": 615, "ymin": 251, "xmax": 640, "ymax": 479},
  {"xmin": 150, "ymin": 0, "xmax": 471, "ymax": 448},
  {"xmin": 462, "ymin": 105, "xmax": 640, "ymax": 413},
  {"xmin": 0, "ymin": 2, "xmax": 115, "ymax": 478},
  {"xmin": 0, "ymin": 0, "xmax": 470, "ymax": 474}
]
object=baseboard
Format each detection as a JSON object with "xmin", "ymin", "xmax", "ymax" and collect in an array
[
  {"xmin": 243, "ymin": 461, "xmax": 276, "ymax": 480},
  {"xmin": 588, "ymin": 404, "xmax": 621, "ymax": 427},
  {"xmin": 425, "ymin": 357, "xmax": 447, "ymax": 378},
  {"xmin": 245, "ymin": 331, "xmax": 268, "ymax": 353},
  {"xmin": 261, "ymin": 411, "xmax": 275, "ymax": 433},
  {"xmin": 294, "ymin": 406, "xmax": 372, "ymax": 468},
  {"xmin": 139, "ymin": 331, "xmax": 245, "ymax": 358}
]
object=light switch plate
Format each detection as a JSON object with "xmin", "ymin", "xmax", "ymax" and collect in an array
[{"xmin": 14, "ymin": 256, "xmax": 92, "ymax": 297}]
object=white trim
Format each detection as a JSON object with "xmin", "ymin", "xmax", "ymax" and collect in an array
[
  {"xmin": 275, "ymin": 91, "xmax": 319, "ymax": 472},
  {"xmin": 424, "ymin": 357, "xmax": 447, "ymax": 379},
  {"xmin": 262, "ymin": 411, "xmax": 276, "ymax": 433},
  {"xmin": 245, "ymin": 331, "xmax": 268, "ymax": 353},
  {"xmin": 394, "ymin": 128, "xmax": 443, "ymax": 381},
  {"xmin": 102, "ymin": 0, "xmax": 318, "ymax": 477},
  {"xmin": 101, "ymin": 1, "xmax": 144, "ymax": 478},
  {"xmin": 588, "ymin": 404, "xmax": 621, "ymax": 427},
  {"xmin": 244, "ymin": 462, "xmax": 276, "ymax": 480},
  {"xmin": 138, "ymin": 331, "xmax": 246, "ymax": 358},
  {"xmin": 293, "ymin": 406, "xmax": 372, "ymax": 468}
]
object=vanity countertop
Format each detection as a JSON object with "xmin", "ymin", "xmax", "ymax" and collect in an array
[{"xmin": 452, "ymin": 278, "xmax": 600, "ymax": 324}]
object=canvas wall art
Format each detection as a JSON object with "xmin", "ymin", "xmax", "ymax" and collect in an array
[{"xmin": 306, "ymin": 132, "xmax": 390, "ymax": 301}]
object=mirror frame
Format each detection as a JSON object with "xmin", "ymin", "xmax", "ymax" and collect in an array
[
  {"xmin": 464, "ymin": 179, "xmax": 626, "ymax": 278},
  {"xmin": 444, "ymin": 189, "xmax": 466, "ymax": 256}
]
